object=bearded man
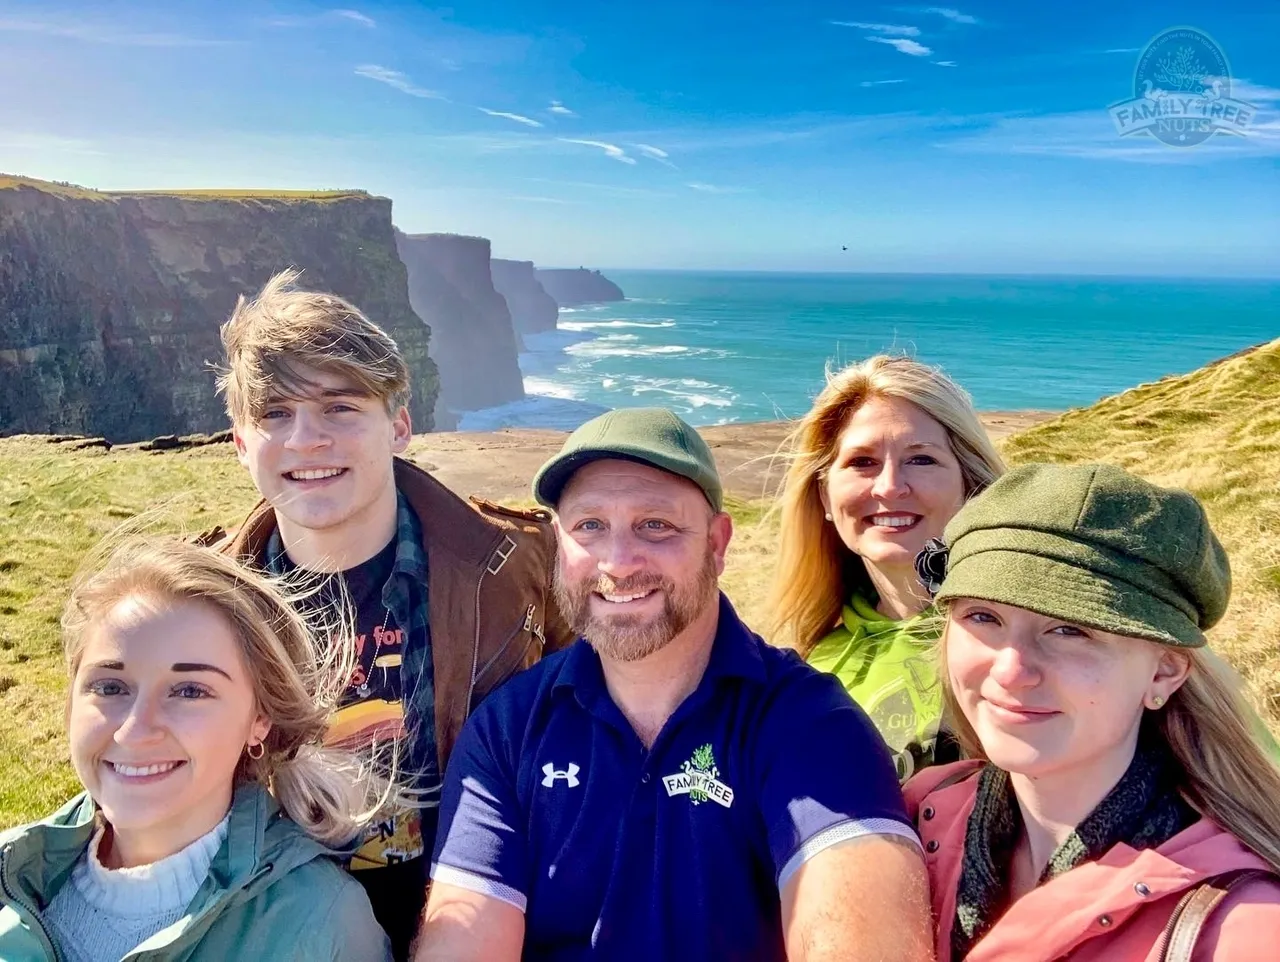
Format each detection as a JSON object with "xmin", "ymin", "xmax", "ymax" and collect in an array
[{"xmin": 416, "ymin": 408, "xmax": 932, "ymax": 962}]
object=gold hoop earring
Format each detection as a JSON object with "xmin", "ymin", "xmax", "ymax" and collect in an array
[
  {"xmin": 246, "ymin": 742, "xmax": 265, "ymax": 760},
  {"xmin": 1151, "ymin": 695, "xmax": 1165, "ymax": 709}
]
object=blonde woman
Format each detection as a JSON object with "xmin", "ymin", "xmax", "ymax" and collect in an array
[
  {"xmin": 905, "ymin": 463, "xmax": 1280, "ymax": 961},
  {"xmin": 0, "ymin": 538, "xmax": 392, "ymax": 961},
  {"xmin": 768, "ymin": 355, "xmax": 1004, "ymax": 778}
]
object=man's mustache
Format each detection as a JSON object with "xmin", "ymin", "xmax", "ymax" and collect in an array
[{"xmin": 576, "ymin": 575, "xmax": 670, "ymax": 597}]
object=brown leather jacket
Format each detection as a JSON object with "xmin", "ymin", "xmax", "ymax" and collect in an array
[{"xmin": 199, "ymin": 457, "xmax": 575, "ymax": 767}]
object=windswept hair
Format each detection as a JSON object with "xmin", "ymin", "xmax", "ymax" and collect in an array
[
  {"xmin": 215, "ymin": 267, "xmax": 411, "ymax": 424},
  {"xmin": 62, "ymin": 536, "xmax": 385, "ymax": 846},
  {"xmin": 766, "ymin": 355, "xmax": 1005, "ymax": 656},
  {"xmin": 939, "ymin": 629, "xmax": 1280, "ymax": 873}
]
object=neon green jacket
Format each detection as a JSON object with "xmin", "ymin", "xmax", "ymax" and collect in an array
[{"xmin": 805, "ymin": 594, "xmax": 944, "ymax": 781}]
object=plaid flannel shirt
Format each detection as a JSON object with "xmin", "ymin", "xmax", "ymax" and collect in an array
[{"xmin": 264, "ymin": 492, "xmax": 440, "ymax": 807}]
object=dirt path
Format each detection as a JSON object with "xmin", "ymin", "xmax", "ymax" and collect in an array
[{"xmin": 404, "ymin": 412, "xmax": 1056, "ymax": 503}]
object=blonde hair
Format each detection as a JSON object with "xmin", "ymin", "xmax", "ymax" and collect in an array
[
  {"xmin": 766, "ymin": 355, "xmax": 1005, "ymax": 655},
  {"xmin": 216, "ymin": 268, "xmax": 411, "ymax": 423},
  {"xmin": 939, "ymin": 626, "xmax": 1280, "ymax": 873},
  {"xmin": 62, "ymin": 536, "xmax": 383, "ymax": 846}
]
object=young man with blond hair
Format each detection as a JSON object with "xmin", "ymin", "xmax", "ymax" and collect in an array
[{"xmin": 205, "ymin": 268, "xmax": 572, "ymax": 959}]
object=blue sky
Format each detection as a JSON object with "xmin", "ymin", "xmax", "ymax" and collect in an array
[{"xmin": 1, "ymin": 1, "xmax": 1277, "ymax": 275}]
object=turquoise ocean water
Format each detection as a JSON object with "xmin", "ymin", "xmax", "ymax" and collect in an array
[{"xmin": 458, "ymin": 272, "xmax": 1279, "ymax": 431}]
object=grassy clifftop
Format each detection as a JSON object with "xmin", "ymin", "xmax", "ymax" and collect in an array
[
  {"xmin": 0, "ymin": 175, "xmax": 370, "ymax": 203},
  {"xmin": 0, "ymin": 340, "xmax": 1276, "ymax": 827}
]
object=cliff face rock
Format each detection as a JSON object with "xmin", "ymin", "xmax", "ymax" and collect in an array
[
  {"xmin": 491, "ymin": 259, "xmax": 558, "ymax": 336},
  {"xmin": 396, "ymin": 232, "xmax": 525, "ymax": 413},
  {"xmin": 535, "ymin": 268, "xmax": 624, "ymax": 306},
  {"xmin": 0, "ymin": 177, "xmax": 438, "ymax": 441}
]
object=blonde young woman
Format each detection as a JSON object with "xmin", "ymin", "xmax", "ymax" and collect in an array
[
  {"xmin": 0, "ymin": 538, "xmax": 392, "ymax": 962},
  {"xmin": 905, "ymin": 463, "xmax": 1280, "ymax": 962},
  {"xmin": 768, "ymin": 355, "xmax": 1005, "ymax": 778}
]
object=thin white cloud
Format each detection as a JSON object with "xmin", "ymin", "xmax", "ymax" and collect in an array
[
  {"xmin": 478, "ymin": 108, "xmax": 544, "ymax": 127},
  {"xmin": 860, "ymin": 79, "xmax": 907, "ymax": 87},
  {"xmin": 940, "ymin": 107, "xmax": 1280, "ymax": 163},
  {"xmin": 1105, "ymin": 48, "xmax": 1140, "ymax": 54},
  {"xmin": 355, "ymin": 65, "xmax": 445, "ymax": 100},
  {"xmin": 265, "ymin": 9, "xmax": 376, "ymax": 28},
  {"xmin": 549, "ymin": 100, "xmax": 578, "ymax": 116},
  {"xmin": 923, "ymin": 7, "xmax": 978, "ymax": 24},
  {"xmin": 559, "ymin": 139, "xmax": 638, "ymax": 164},
  {"xmin": 868, "ymin": 37, "xmax": 932, "ymax": 56},
  {"xmin": 1232, "ymin": 80, "xmax": 1280, "ymax": 104},
  {"xmin": 332, "ymin": 9, "xmax": 376, "ymax": 28},
  {"xmin": 934, "ymin": 60, "xmax": 958, "ymax": 67},
  {"xmin": 829, "ymin": 21, "xmax": 921, "ymax": 37},
  {"xmin": 0, "ymin": 15, "xmax": 232, "ymax": 46},
  {"xmin": 687, "ymin": 182, "xmax": 751, "ymax": 194},
  {"xmin": 631, "ymin": 143, "xmax": 678, "ymax": 167}
]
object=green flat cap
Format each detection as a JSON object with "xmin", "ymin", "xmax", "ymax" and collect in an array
[
  {"xmin": 934, "ymin": 463, "xmax": 1230, "ymax": 648},
  {"xmin": 533, "ymin": 407, "xmax": 723, "ymax": 511}
]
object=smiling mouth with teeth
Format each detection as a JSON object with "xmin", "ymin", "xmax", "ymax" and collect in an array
[
  {"xmin": 867, "ymin": 514, "xmax": 921, "ymax": 529},
  {"xmin": 109, "ymin": 761, "xmax": 185, "ymax": 778},
  {"xmin": 598, "ymin": 589, "xmax": 658, "ymax": 604},
  {"xmin": 285, "ymin": 468, "xmax": 347, "ymax": 482}
]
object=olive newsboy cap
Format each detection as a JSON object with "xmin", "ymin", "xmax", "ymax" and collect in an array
[
  {"xmin": 934, "ymin": 462, "xmax": 1230, "ymax": 648},
  {"xmin": 533, "ymin": 407, "xmax": 724, "ymax": 511}
]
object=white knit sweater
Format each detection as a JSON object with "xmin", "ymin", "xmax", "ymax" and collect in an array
[{"xmin": 44, "ymin": 816, "xmax": 229, "ymax": 962}]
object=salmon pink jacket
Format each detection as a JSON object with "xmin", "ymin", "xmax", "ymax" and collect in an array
[{"xmin": 903, "ymin": 761, "xmax": 1280, "ymax": 962}]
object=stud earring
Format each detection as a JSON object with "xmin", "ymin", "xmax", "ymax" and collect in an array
[
  {"xmin": 1150, "ymin": 695, "xmax": 1165, "ymax": 709},
  {"xmin": 824, "ymin": 512, "xmax": 833, "ymax": 521}
]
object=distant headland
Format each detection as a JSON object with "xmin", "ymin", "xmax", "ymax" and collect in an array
[{"xmin": 0, "ymin": 174, "xmax": 627, "ymax": 442}]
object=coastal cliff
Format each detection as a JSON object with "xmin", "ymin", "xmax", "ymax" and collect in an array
[
  {"xmin": 491, "ymin": 259, "xmax": 558, "ymax": 336},
  {"xmin": 535, "ymin": 268, "xmax": 625, "ymax": 306},
  {"xmin": 0, "ymin": 176, "xmax": 438, "ymax": 441},
  {"xmin": 396, "ymin": 232, "xmax": 525, "ymax": 413}
]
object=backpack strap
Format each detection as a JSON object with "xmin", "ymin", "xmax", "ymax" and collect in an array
[{"xmin": 1159, "ymin": 868, "xmax": 1279, "ymax": 962}]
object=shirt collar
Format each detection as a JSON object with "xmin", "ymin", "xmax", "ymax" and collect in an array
[{"xmin": 554, "ymin": 592, "xmax": 767, "ymax": 700}]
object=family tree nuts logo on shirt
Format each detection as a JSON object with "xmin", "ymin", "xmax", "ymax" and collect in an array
[
  {"xmin": 663, "ymin": 743, "xmax": 734, "ymax": 808},
  {"xmin": 1108, "ymin": 27, "xmax": 1255, "ymax": 147}
]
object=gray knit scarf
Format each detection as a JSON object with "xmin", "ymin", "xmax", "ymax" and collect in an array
[{"xmin": 952, "ymin": 744, "xmax": 1196, "ymax": 960}]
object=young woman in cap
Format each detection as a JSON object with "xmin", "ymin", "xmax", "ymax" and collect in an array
[
  {"xmin": 0, "ymin": 537, "xmax": 392, "ymax": 962},
  {"xmin": 767, "ymin": 355, "xmax": 1005, "ymax": 779},
  {"xmin": 905, "ymin": 463, "xmax": 1280, "ymax": 962}
]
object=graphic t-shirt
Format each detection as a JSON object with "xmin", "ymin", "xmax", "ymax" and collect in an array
[
  {"xmin": 288, "ymin": 539, "xmax": 425, "ymax": 870},
  {"xmin": 806, "ymin": 593, "xmax": 946, "ymax": 781}
]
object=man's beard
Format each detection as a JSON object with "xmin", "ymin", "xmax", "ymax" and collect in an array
[{"xmin": 553, "ymin": 549, "xmax": 720, "ymax": 663}]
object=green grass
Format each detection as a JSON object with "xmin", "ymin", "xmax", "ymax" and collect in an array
[
  {"xmin": 1, "ymin": 338, "xmax": 1277, "ymax": 827},
  {"xmin": 0, "ymin": 437, "xmax": 263, "ymax": 825},
  {"xmin": 0, "ymin": 174, "xmax": 371, "ymax": 203}
]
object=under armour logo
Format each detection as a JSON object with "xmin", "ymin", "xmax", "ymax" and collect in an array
[{"xmin": 541, "ymin": 762, "xmax": 581, "ymax": 788}]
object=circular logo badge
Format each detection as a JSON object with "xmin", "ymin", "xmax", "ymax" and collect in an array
[{"xmin": 1132, "ymin": 27, "xmax": 1231, "ymax": 147}]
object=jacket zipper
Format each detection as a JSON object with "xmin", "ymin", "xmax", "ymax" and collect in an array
[
  {"xmin": 473, "ymin": 604, "xmax": 538, "ymax": 688},
  {"xmin": 0, "ymin": 843, "xmax": 63, "ymax": 962},
  {"xmin": 466, "ymin": 536, "xmax": 519, "ymax": 716},
  {"xmin": 1150, "ymin": 884, "xmax": 1198, "ymax": 960},
  {"xmin": 466, "ymin": 569, "xmax": 485, "ymax": 716}
]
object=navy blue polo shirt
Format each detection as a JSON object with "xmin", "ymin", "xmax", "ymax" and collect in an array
[{"xmin": 430, "ymin": 594, "xmax": 916, "ymax": 961}]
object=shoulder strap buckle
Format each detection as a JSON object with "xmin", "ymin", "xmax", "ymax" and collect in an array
[{"xmin": 486, "ymin": 536, "xmax": 518, "ymax": 575}]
